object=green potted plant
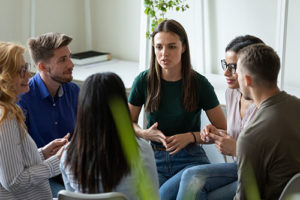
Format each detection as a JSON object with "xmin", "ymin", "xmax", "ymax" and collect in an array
[{"xmin": 144, "ymin": 0, "xmax": 189, "ymax": 38}]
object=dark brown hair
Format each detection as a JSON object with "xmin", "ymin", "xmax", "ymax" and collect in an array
[
  {"xmin": 27, "ymin": 32, "xmax": 72, "ymax": 64},
  {"xmin": 238, "ymin": 44, "xmax": 280, "ymax": 85},
  {"xmin": 145, "ymin": 19, "xmax": 197, "ymax": 112},
  {"xmin": 226, "ymin": 35, "xmax": 264, "ymax": 53},
  {"xmin": 65, "ymin": 72, "xmax": 130, "ymax": 193}
]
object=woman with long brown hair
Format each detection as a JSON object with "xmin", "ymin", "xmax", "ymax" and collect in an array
[
  {"xmin": 0, "ymin": 41, "xmax": 68, "ymax": 199},
  {"xmin": 128, "ymin": 19, "xmax": 227, "ymax": 199}
]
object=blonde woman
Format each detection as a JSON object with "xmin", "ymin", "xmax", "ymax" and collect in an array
[{"xmin": 0, "ymin": 42, "xmax": 68, "ymax": 199}]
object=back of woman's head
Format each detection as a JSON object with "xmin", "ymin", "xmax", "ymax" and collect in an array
[
  {"xmin": 225, "ymin": 35, "xmax": 264, "ymax": 53},
  {"xmin": 66, "ymin": 72, "xmax": 130, "ymax": 193},
  {"xmin": 0, "ymin": 42, "xmax": 26, "ymax": 134}
]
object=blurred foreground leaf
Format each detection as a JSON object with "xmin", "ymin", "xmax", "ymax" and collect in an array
[
  {"xmin": 244, "ymin": 162, "xmax": 260, "ymax": 200},
  {"xmin": 109, "ymin": 96, "xmax": 159, "ymax": 200}
]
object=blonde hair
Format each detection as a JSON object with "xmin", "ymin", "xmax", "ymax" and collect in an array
[{"xmin": 0, "ymin": 41, "xmax": 27, "ymax": 140}]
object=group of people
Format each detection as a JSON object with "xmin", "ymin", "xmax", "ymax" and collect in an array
[{"xmin": 0, "ymin": 19, "xmax": 300, "ymax": 200}]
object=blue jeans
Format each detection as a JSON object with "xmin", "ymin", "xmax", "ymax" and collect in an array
[
  {"xmin": 153, "ymin": 144, "xmax": 210, "ymax": 200},
  {"xmin": 176, "ymin": 162, "xmax": 238, "ymax": 200},
  {"xmin": 49, "ymin": 176, "xmax": 65, "ymax": 198}
]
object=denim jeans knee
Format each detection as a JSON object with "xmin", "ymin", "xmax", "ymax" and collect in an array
[
  {"xmin": 153, "ymin": 143, "xmax": 210, "ymax": 186},
  {"xmin": 177, "ymin": 162, "xmax": 238, "ymax": 200},
  {"xmin": 152, "ymin": 143, "xmax": 210, "ymax": 200}
]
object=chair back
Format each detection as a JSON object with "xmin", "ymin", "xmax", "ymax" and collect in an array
[
  {"xmin": 57, "ymin": 190, "xmax": 128, "ymax": 200},
  {"xmin": 279, "ymin": 172, "xmax": 300, "ymax": 200}
]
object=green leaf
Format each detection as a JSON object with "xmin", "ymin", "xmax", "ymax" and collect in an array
[
  {"xmin": 144, "ymin": 0, "xmax": 151, "ymax": 5},
  {"xmin": 157, "ymin": 18, "xmax": 165, "ymax": 24},
  {"xmin": 168, "ymin": 1, "xmax": 174, "ymax": 7},
  {"xmin": 152, "ymin": 22, "xmax": 158, "ymax": 29},
  {"xmin": 244, "ymin": 162, "xmax": 260, "ymax": 200},
  {"xmin": 144, "ymin": 7, "xmax": 150, "ymax": 15},
  {"xmin": 109, "ymin": 96, "xmax": 159, "ymax": 200},
  {"xmin": 150, "ymin": 10, "xmax": 156, "ymax": 17},
  {"xmin": 144, "ymin": 0, "xmax": 189, "ymax": 38},
  {"xmin": 146, "ymin": 31, "xmax": 151, "ymax": 39},
  {"xmin": 155, "ymin": 3, "xmax": 161, "ymax": 10}
]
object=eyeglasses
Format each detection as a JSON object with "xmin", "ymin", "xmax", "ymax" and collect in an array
[
  {"xmin": 221, "ymin": 59, "xmax": 237, "ymax": 74},
  {"xmin": 19, "ymin": 63, "xmax": 31, "ymax": 78}
]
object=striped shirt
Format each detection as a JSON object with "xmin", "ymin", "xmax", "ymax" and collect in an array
[{"xmin": 0, "ymin": 109, "xmax": 61, "ymax": 200}]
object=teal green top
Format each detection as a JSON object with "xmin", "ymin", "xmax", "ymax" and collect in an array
[{"xmin": 128, "ymin": 70, "xmax": 219, "ymax": 137}]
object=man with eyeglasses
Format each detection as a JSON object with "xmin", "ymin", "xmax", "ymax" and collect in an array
[{"xmin": 17, "ymin": 32, "xmax": 79, "ymax": 197}]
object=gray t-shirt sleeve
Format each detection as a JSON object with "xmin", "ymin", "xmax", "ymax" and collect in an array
[{"xmin": 235, "ymin": 129, "xmax": 262, "ymax": 200}]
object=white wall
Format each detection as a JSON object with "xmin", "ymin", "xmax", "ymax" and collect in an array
[
  {"xmin": 139, "ymin": 0, "xmax": 278, "ymax": 72},
  {"xmin": 203, "ymin": 0, "xmax": 300, "ymax": 97},
  {"xmin": 1, "ymin": 0, "xmax": 300, "ymax": 95},
  {"xmin": 0, "ymin": 0, "xmax": 140, "ymax": 62},
  {"xmin": 284, "ymin": 0, "xmax": 300, "ymax": 91},
  {"xmin": 34, "ymin": 0, "xmax": 87, "ymax": 52},
  {"xmin": 139, "ymin": 0, "xmax": 300, "ymax": 97},
  {"xmin": 0, "ymin": 0, "xmax": 29, "ymax": 45},
  {"xmin": 0, "ymin": 0, "xmax": 87, "ymax": 53},
  {"xmin": 206, "ymin": 0, "xmax": 278, "ymax": 74},
  {"xmin": 162, "ymin": 0, "xmax": 205, "ymax": 73},
  {"xmin": 90, "ymin": 0, "xmax": 141, "ymax": 62}
]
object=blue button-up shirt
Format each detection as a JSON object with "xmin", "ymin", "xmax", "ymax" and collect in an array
[{"xmin": 18, "ymin": 73, "xmax": 79, "ymax": 148}]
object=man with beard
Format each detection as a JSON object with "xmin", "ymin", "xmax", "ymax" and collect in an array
[
  {"xmin": 18, "ymin": 32, "xmax": 79, "ymax": 196},
  {"xmin": 234, "ymin": 44, "xmax": 300, "ymax": 199}
]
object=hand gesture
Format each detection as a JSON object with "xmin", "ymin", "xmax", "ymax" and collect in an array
[
  {"xmin": 208, "ymin": 131, "xmax": 236, "ymax": 156},
  {"xmin": 200, "ymin": 124, "xmax": 218, "ymax": 143},
  {"xmin": 42, "ymin": 133, "xmax": 70, "ymax": 159},
  {"xmin": 143, "ymin": 122, "xmax": 167, "ymax": 147},
  {"xmin": 55, "ymin": 144, "xmax": 66, "ymax": 160},
  {"xmin": 165, "ymin": 133, "xmax": 194, "ymax": 155}
]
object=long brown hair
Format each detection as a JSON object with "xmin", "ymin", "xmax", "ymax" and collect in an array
[
  {"xmin": 145, "ymin": 19, "xmax": 197, "ymax": 112},
  {"xmin": 65, "ymin": 72, "xmax": 130, "ymax": 193},
  {"xmin": 0, "ymin": 42, "xmax": 27, "ymax": 140}
]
